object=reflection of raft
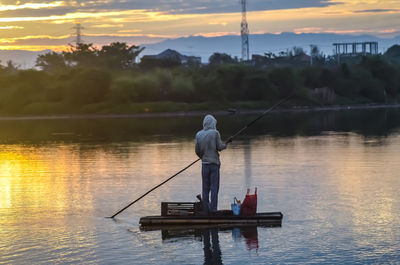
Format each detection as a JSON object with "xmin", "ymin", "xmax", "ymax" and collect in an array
[
  {"xmin": 141, "ymin": 225, "xmax": 261, "ymax": 251},
  {"xmin": 139, "ymin": 212, "xmax": 283, "ymax": 227}
]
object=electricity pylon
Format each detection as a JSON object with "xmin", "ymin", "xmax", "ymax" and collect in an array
[
  {"xmin": 240, "ymin": 0, "xmax": 249, "ymax": 61},
  {"xmin": 72, "ymin": 23, "xmax": 84, "ymax": 47}
]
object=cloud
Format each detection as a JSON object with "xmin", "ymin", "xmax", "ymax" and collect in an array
[
  {"xmin": 0, "ymin": 26, "xmax": 24, "ymax": 29},
  {"xmin": 117, "ymin": 29, "xmax": 142, "ymax": 33},
  {"xmin": 0, "ymin": 1, "xmax": 65, "ymax": 12},
  {"xmin": 379, "ymin": 29, "xmax": 399, "ymax": 34},
  {"xmin": 0, "ymin": 10, "xmax": 153, "ymax": 23},
  {"xmin": 354, "ymin": 9, "xmax": 399, "ymax": 13},
  {"xmin": 294, "ymin": 27, "xmax": 323, "ymax": 34},
  {"xmin": 0, "ymin": 7, "xmax": 77, "ymax": 18},
  {"xmin": 299, "ymin": 29, "xmax": 380, "ymax": 35},
  {"xmin": 193, "ymin": 31, "xmax": 239, "ymax": 37},
  {"xmin": 1, "ymin": 0, "xmax": 399, "ymax": 52},
  {"xmin": 208, "ymin": 21, "xmax": 228, "ymax": 26},
  {"xmin": 1, "ymin": 0, "xmax": 335, "ymax": 15},
  {"xmin": 0, "ymin": 34, "xmax": 72, "ymax": 44},
  {"xmin": 99, "ymin": 0, "xmax": 337, "ymax": 14},
  {"xmin": 293, "ymin": 26, "xmax": 400, "ymax": 36},
  {"xmin": 0, "ymin": 33, "xmax": 168, "ymax": 47},
  {"xmin": 92, "ymin": 24, "xmax": 124, "ymax": 28}
]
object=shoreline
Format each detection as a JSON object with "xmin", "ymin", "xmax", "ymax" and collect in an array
[{"xmin": 0, "ymin": 103, "xmax": 399, "ymax": 121}]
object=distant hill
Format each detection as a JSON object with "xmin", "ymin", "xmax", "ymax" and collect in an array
[
  {"xmin": 141, "ymin": 32, "xmax": 400, "ymax": 62},
  {"xmin": 0, "ymin": 50, "xmax": 51, "ymax": 69},
  {"xmin": 1, "ymin": 33, "xmax": 399, "ymax": 68}
]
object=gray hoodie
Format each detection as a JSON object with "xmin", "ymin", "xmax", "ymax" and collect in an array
[{"xmin": 195, "ymin": 115, "xmax": 227, "ymax": 165}]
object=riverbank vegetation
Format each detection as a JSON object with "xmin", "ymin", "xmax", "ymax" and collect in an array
[{"xmin": 1, "ymin": 43, "xmax": 400, "ymax": 115}]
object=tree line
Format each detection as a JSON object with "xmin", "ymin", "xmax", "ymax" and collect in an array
[{"xmin": 0, "ymin": 42, "xmax": 400, "ymax": 115}]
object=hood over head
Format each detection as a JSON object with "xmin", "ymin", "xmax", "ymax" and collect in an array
[{"xmin": 203, "ymin": 115, "xmax": 217, "ymax": 130}]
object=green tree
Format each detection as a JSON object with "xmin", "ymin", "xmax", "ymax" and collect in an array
[
  {"xmin": 302, "ymin": 66, "xmax": 318, "ymax": 88},
  {"xmin": 310, "ymin": 45, "xmax": 325, "ymax": 65},
  {"xmin": 360, "ymin": 56, "xmax": 398, "ymax": 96},
  {"xmin": 384, "ymin": 45, "xmax": 400, "ymax": 65},
  {"xmin": 169, "ymin": 74, "xmax": 195, "ymax": 101},
  {"xmin": 208, "ymin": 53, "xmax": 237, "ymax": 65},
  {"xmin": 36, "ymin": 52, "xmax": 66, "ymax": 72},
  {"xmin": 213, "ymin": 64, "xmax": 247, "ymax": 100},
  {"xmin": 289, "ymin": 46, "xmax": 306, "ymax": 57},
  {"xmin": 132, "ymin": 74, "xmax": 160, "ymax": 101},
  {"xmin": 110, "ymin": 78, "xmax": 137, "ymax": 103},
  {"xmin": 268, "ymin": 67, "xmax": 304, "ymax": 98},
  {"xmin": 7, "ymin": 70, "xmax": 49, "ymax": 109},
  {"xmin": 67, "ymin": 69, "xmax": 111, "ymax": 104},
  {"xmin": 244, "ymin": 73, "xmax": 277, "ymax": 101},
  {"xmin": 5, "ymin": 60, "xmax": 18, "ymax": 74},
  {"xmin": 63, "ymin": 43, "xmax": 99, "ymax": 68},
  {"xmin": 139, "ymin": 57, "xmax": 181, "ymax": 69},
  {"xmin": 98, "ymin": 42, "xmax": 144, "ymax": 69}
]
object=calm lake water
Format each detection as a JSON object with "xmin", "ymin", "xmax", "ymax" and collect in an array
[{"xmin": 1, "ymin": 108, "xmax": 400, "ymax": 264}]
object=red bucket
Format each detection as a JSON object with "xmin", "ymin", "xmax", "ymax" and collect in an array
[{"xmin": 241, "ymin": 188, "xmax": 257, "ymax": 216}]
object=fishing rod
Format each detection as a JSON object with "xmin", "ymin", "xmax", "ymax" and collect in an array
[{"xmin": 107, "ymin": 96, "xmax": 291, "ymax": 219}]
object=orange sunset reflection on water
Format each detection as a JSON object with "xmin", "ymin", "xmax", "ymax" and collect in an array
[{"xmin": 0, "ymin": 145, "xmax": 88, "ymax": 213}]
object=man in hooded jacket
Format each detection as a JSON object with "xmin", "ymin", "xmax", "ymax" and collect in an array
[{"xmin": 195, "ymin": 115, "xmax": 231, "ymax": 214}]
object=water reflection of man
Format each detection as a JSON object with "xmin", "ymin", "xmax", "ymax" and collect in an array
[
  {"xmin": 202, "ymin": 228, "xmax": 222, "ymax": 265},
  {"xmin": 195, "ymin": 115, "xmax": 231, "ymax": 214}
]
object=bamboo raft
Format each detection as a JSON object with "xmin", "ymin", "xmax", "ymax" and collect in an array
[
  {"xmin": 140, "ymin": 211, "xmax": 283, "ymax": 227},
  {"xmin": 139, "ymin": 201, "xmax": 283, "ymax": 227}
]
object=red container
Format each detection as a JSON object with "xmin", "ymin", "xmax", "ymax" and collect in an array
[{"xmin": 240, "ymin": 188, "xmax": 257, "ymax": 216}]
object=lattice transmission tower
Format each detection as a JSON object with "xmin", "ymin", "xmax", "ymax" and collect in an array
[
  {"xmin": 240, "ymin": 0, "xmax": 249, "ymax": 61},
  {"xmin": 72, "ymin": 23, "xmax": 84, "ymax": 47}
]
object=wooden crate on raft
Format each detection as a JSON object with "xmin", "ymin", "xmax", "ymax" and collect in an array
[{"xmin": 161, "ymin": 202, "xmax": 202, "ymax": 216}]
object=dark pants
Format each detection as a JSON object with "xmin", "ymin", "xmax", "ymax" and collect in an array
[{"xmin": 202, "ymin": 163, "xmax": 220, "ymax": 213}]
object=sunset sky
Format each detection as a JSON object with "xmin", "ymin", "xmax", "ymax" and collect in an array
[{"xmin": 0, "ymin": 0, "xmax": 399, "ymax": 51}]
